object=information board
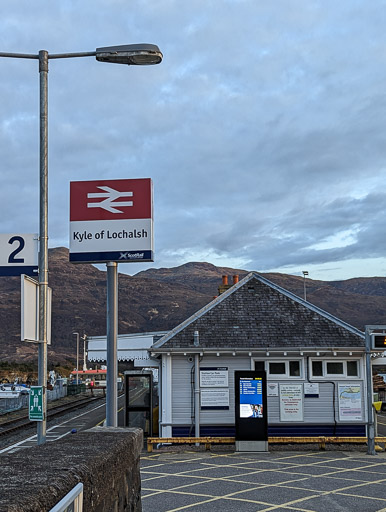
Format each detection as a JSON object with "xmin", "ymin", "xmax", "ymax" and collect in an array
[
  {"xmin": 338, "ymin": 383, "xmax": 363, "ymax": 421},
  {"xmin": 239, "ymin": 378, "xmax": 264, "ymax": 418},
  {"xmin": 200, "ymin": 367, "xmax": 228, "ymax": 387},
  {"xmin": 279, "ymin": 384, "xmax": 303, "ymax": 422},
  {"xmin": 235, "ymin": 371, "xmax": 267, "ymax": 441},
  {"xmin": 200, "ymin": 389, "xmax": 229, "ymax": 409}
]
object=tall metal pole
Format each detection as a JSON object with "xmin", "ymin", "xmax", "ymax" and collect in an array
[
  {"xmin": 302, "ymin": 270, "xmax": 308, "ymax": 301},
  {"xmin": 82, "ymin": 335, "xmax": 87, "ymax": 371},
  {"xmin": 73, "ymin": 332, "xmax": 79, "ymax": 383},
  {"xmin": 106, "ymin": 262, "xmax": 118, "ymax": 426},
  {"xmin": 37, "ymin": 50, "xmax": 49, "ymax": 445},
  {"xmin": 365, "ymin": 327, "xmax": 376, "ymax": 455},
  {"xmin": 193, "ymin": 331, "xmax": 200, "ymax": 441}
]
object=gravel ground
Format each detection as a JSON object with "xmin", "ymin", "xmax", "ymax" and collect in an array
[{"xmin": 0, "ymin": 393, "xmax": 104, "ymax": 450}]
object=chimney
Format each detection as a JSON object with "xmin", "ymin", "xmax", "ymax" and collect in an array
[
  {"xmin": 233, "ymin": 275, "xmax": 239, "ymax": 284},
  {"xmin": 218, "ymin": 275, "xmax": 235, "ymax": 295}
]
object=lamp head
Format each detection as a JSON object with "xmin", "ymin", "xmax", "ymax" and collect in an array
[{"xmin": 96, "ymin": 44, "xmax": 162, "ymax": 65}]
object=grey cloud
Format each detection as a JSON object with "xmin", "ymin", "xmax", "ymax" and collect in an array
[{"xmin": 2, "ymin": 1, "xmax": 386, "ymax": 279}]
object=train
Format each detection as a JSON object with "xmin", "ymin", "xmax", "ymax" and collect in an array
[{"xmin": 69, "ymin": 369, "xmax": 123, "ymax": 389}]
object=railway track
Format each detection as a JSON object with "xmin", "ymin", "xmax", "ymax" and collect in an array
[{"xmin": 0, "ymin": 395, "xmax": 103, "ymax": 438}]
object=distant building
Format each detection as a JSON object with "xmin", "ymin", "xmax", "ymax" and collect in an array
[{"xmin": 87, "ymin": 331, "xmax": 167, "ymax": 368}]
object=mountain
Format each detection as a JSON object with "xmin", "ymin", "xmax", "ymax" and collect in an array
[{"xmin": 0, "ymin": 247, "xmax": 385, "ymax": 363}]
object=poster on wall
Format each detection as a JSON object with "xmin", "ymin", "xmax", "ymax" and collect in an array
[
  {"xmin": 200, "ymin": 368, "xmax": 228, "ymax": 387},
  {"xmin": 304, "ymin": 382, "xmax": 319, "ymax": 397},
  {"xmin": 239, "ymin": 377, "xmax": 264, "ymax": 418},
  {"xmin": 279, "ymin": 384, "xmax": 303, "ymax": 421},
  {"xmin": 201, "ymin": 389, "xmax": 229, "ymax": 410},
  {"xmin": 338, "ymin": 383, "xmax": 362, "ymax": 421},
  {"xmin": 267, "ymin": 382, "xmax": 279, "ymax": 397}
]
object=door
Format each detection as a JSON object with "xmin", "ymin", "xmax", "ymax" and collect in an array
[{"xmin": 125, "ymin": 372, "xmax": 153, "ymax": 437}]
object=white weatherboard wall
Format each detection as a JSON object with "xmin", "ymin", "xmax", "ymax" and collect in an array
[
  {"xmin": 171, "ymin": 355, "xmax": 250, "ymax": 426},
  {"xmin": 164, "ymin": 354, "xmax": 367, "ymax": 432}
]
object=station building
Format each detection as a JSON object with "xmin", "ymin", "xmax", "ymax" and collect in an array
[{"xmin": 150, "ymin": 272, "xmax": 367, "ymax": 439}]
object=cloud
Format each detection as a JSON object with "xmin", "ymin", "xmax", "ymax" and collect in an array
[{"xmin": 1, "ymin": 1, "xmax": 386, "ymax": 280}]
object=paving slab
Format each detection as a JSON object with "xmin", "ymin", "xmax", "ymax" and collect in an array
[{"xmin": 141, "ymin": 449, "xmax": 386, "ymax": 512}]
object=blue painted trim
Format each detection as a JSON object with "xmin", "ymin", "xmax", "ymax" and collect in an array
[
  {"xmin": 0, "ymin": 266, "xmax": 38, "ymax": 277},
  {"xmin": 69, "ymin": 250, "xmax": 154, "ymax": 263},
  {"xmin": 172, "ymin": 424, "xmax": 366, "ymax": 438}
]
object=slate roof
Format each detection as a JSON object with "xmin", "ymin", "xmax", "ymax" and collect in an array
[{"xmin": 152, "ymin": 272, "xmax": 365, "ymax": 351}]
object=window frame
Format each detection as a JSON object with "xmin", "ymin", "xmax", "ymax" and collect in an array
[
  {"xmin": 309, "ymin": 359, "xmax": 360, "ymax": 379},
  {"xmin": 253, "ymin": 358, "xmax": 303, "ymax": 379}
]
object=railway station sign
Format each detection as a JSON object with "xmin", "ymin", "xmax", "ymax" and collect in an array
[
  {"xmin": 69, "ymin": 178, "xmax": 153, "ymax": 264},
  {"xmin": 29, "ymin": 386, "xmax": 44, "ymax": 421},
  {"xmin": 0, "ymin": 234, "xmax": 38, "ymax": 276}
]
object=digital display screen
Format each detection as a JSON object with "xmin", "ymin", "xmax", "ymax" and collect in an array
[{"xmin": 239, "ymin": 377, "xmax": 263, "ymax": 418}]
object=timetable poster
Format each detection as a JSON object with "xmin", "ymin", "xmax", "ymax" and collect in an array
[{"xmin": 239, "ymin": 377, "xmax": 263, "ymax": 418}]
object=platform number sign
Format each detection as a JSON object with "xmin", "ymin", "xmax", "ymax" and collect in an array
[
  {"xmin": 0, "ymin": 234, "xmax": 38, "ymax": 276},
  {"xmin": 29, "ymin": 386, "xmax": 44, "ymax": 421}
]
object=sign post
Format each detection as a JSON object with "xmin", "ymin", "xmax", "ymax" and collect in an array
[{"xmin": 70, "ymin": 178, "xmax": 153, "ymax": 427}]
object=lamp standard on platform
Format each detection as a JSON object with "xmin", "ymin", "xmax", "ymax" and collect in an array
[
  {"xmin": 81, "ymin": 334, "xmax": 87, "ymax": 372},
  {"xmin": 0, "ymin": 43, "xmax": 162, "ymax": 444},
  {"xmin": 73, "ymin": 332, "xmax": 80, "ymax": 384},
  {"xmin": 302, "ymin": 270, "xmax": 309, "ymax": 301}
]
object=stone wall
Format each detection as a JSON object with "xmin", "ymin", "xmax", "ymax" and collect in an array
[{"xmin": 0, "ymin": 427, "xmax": 143, "ymax": 512}]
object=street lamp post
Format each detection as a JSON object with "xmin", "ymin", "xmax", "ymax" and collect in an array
[
  {"xmin": 302, "ymin": 270, "xmax": 309, "ymax": 301},
  {"xmin": 81, "ymin": 334, "xmax": 87, "ymax": 372},
  {"xmin": 0, "ymin": 43, "xmax": 162, "ymax": 444},
  {"xmin": 73, "ymin": 332, "xmax": 80, "ymax": 384}
]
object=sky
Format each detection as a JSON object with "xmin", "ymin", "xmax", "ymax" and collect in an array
[{"xmin": 1, "ymin": 0, "xmax": 386, "ymax": 282}]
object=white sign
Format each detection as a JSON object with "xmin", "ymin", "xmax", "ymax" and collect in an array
[
  {"xmin": 304, "ymin": 382, "xmax": 319, "ymax": 396},
  {"xmin": 267, "ymin": 382, "xmax": 279, "ymax": 396},
  {"xmin": 69, "ymin": 178, "xmax": 153, "ymax": 263},
  {"xmin": 200, "ymin": 368, "xmax": 228, "ymax": 387},
  {"xmin": 0, "ymin": 234, "xmax": 38, "ymax": 276},
  {"xmin": 279, "ymin": 384, "xmax": 303, "ymax": 422},
  {"xmin": 200, "ymin": 389, "xmax": 229, "ymax": 408},
  {"xmin": 21, "ymin": 275, "xmax": 52, "ymax": 344},
  {"xmin": 338, "ymin": 383, "xmax": 363, "ymax": 421}
]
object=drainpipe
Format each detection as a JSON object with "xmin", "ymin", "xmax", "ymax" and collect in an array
[{"xmin": 194, "ymin": 331, "xmax": 200, "ymax": 440}]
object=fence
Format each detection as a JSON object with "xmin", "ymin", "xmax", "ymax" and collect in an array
[{"xmin": 0, "ymin": 379, "xmax": 67, "ymax": 414}]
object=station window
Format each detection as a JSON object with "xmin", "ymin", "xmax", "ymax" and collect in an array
[
  {"xmin": 269, "ymin": 362, "xmax": 285, "ymax": 375},
  {"xmin": 310, "ymin": 359, "xmax": 359, "ymax": 378},
  {"xmin": 254, "ymin": 360, "xmax": 302, "ymax": 378},
  {"xmin": 326, "ymin": 362, "xmax": 344, "ymax": 375},
  {"xmin": 347, "ymin": 361, "xmax": 359, "ymax": 376},
  {"xmin": 311, "ymin": 361, "xmax": 323, "ymax": 377}
]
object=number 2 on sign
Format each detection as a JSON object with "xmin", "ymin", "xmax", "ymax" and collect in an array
[{"xmin": 8, "ymin": 236, "xmax": 25, "ymax": 263}]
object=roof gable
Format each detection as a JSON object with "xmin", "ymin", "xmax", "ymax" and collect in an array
[{"xmin": 152, "ymin": 272, "xmax": 364, "ymax": 351}]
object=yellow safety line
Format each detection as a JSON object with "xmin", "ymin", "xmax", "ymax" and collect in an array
[{"xmin": 142, "ymin": 456, "xmax": 386, "ymax": 512}]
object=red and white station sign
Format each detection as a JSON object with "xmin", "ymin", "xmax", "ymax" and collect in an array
[{"xmin": 69, "ymin": 178, "xmax": 153, "ymax": 264}]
